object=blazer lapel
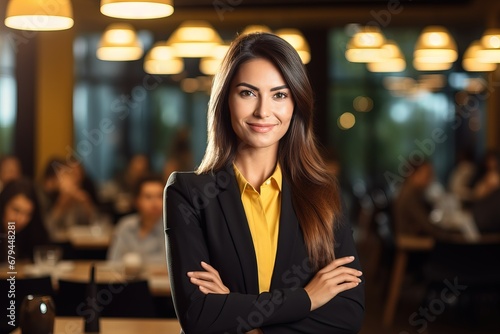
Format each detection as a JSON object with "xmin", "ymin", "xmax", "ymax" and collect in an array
[
  {"xmin": 215, "ymin": 165, "xmax": 259, "ymax": 294},
  {"xmin": 270, "ymin": 177, "xmax": 303, "ymax": 289}
]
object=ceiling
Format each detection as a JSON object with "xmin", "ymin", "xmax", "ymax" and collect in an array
[{"xmin": 0, "ymin": 0, "xmax": 496, "ymax": 38}]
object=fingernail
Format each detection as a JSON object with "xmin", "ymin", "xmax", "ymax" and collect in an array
[
  {"xmin": 358, "ymin": 271, "xmax": 363, "ymax": 275},
  {"xmin": 348, "ymin": 256, "xmax": 355, "ymax": 260},
  {"xmin": 358, "ymin": 278, "xmax": 362, "ymax": 283},
  {"xmin": 187, "ymin": 272, "xmax": 193, "ymax": 276}
]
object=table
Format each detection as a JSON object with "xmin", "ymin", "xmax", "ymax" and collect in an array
[
  {"xmin": 0, "ymin": 261, "xmax": 170, "ymax": 297},
  {"xmin": 10, "ymin": 317, "xmax": 181, "ymax": 334},
  {"xmin": 67, "ymin": 225, "xmax": 113, "ymax": 249}
]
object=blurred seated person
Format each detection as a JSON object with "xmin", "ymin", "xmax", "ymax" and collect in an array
[
  {"xmin": 162, "ymin": 128, "xmax": 193, "ymax": 183},
  {"xmin": 0, "ymin": 155, "xmax": 22, "ymax": 193},
  {"xmin": 473, "ymin": 150, "xmax": 500, "ymax": 200},
  {"xmin": 107, "ymin": 174, "xmax": 165, "ymax": 264},
  {"xmin": 100, "ymin": 154, "xmax": 150, "ymax": 216},
  {"xmin": 41, "ymin": 159, "xmax": 97, "ymax": 242},
  {"xmin": 471, "ymin": 150, "xmax": 500, "ymax": 233},
  {"xmin": 0, "ymin": 178, "xmax": 49, "ymax": 262},
  {"xmin": 394, "ymin": 161, "xmax": 448, "ymax": 239},
  {"xmin": 448, "ymin": 150, "xmax": 476, "ymax": 205}
]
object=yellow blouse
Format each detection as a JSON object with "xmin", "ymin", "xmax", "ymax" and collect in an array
[{"xmin": 233, "ymin": 163, "xmax": 282, "ymax": 293}]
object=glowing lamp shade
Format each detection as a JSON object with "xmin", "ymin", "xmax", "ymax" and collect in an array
[
  {"xmin": 275, "ymin": 29, "xmax": 311, "ymax": 64},
  {"xmin": 5, "ymin": 0, "xmax": 74, "ymax": 31},
  {"xmin": 199, "ymin": 44, "xmax": 229, "ymax": 75},
  {"xmin": 100, "ymin": 0, "xmax": 174, "ymax": 19},
  {"xmin": 167, "ymin": 21, "xmax": 223, "ymax": 58},
  {"xmin": 144, "ymin": 41, "xmax": 184, "ymax": 74},
  {"xmin": 351, "ymin": 26, "xmax": 385, "ymax": 48},
  {"xmin": 414, "ymin": 26, "xmax": 458, "ymax": 63},
  {"xmin": 367, "ymin": 58, "xmax": 406, "ymax": 72},
  {"xmin": 413, "ymin": 58, "xmax": 453, "ymax": 71},
  {"xmin": 477, "ymin": 29, "xmax": 500, "ymax": 63},
  {"xmin": 199, "ymin": 44, "xmax": 230, "ymax": 75},
  {"xmin": 345, "ymin": 26, "xmax": 387, "ymax": 63},
  {"xmin": 463, "ymin": 41, "xmax": 497, "ymax": 72},
  {"xmin": 367, "ymin": 40, "xmax": 406, "ymax": 72},
  {"xmin": 97, "ymin": 24, "xmax": 143, "ymax": 61}
]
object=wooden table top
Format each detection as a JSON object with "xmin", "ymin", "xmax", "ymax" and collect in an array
[
  {"xmin": 0, "ymin": 260, "xmax": 170, "ymax": 296},
  {"xmin": 10, "ymin": 317, "xmax": 181, "ymax": 334}
]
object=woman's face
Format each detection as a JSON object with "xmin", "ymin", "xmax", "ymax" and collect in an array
[
  {"xmin": 228, "ymin": 58, "xmax": 294, "ymax": 152},
  {"xmin": 3, "ymin": 194, "xmax": 33, "ymax": 232}
]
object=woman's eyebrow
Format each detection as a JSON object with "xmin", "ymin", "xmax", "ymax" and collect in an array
[{"xmin": 235, "ymin": 82, "xmax": 289, "ymax": 92}]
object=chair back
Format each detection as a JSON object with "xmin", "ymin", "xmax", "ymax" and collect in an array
[{"xmin": 56, "ymin": 279, "xmax": 156, "ymax": 318}]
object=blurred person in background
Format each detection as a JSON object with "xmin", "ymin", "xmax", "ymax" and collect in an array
[
  {"xmin": 162, "ymin": 128, "xmax": 194, "ymax": 183},
  {"xmin": 100, "ymin": 154, "xmax": 150, "ymax": 218},
  {"xmin": 473, "ymin": 150, "xmax": 500, "ymax": 200},
  {"xmin": 41, "ymin": 158, "xmax": 97, "ymax": 242},
  {"xmin": 447, "ymin": 150, "xmax": 476, "ymax": 205},
  {"xmin": 0, "ymin": 155, "xmax": 22, "ymax": 193},
  {"xmin": 471, "ymin": 150, "xmax": 500, "ymax": 233},
  {"xmin": 107, "ymin": 174, "xmax": 165, "ymax": 264},
  {"xmin": 393, "ymin": 161, "xmax": 447, "ymax": 238},
  {"xmin": 0, "ymin": 178, "xmax": 49, "ymax": 262}
]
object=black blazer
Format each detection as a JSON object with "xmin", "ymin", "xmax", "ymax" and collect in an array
[{"xmin": 164, "ymin": 165, "xmax": 364, "ymax": 334}]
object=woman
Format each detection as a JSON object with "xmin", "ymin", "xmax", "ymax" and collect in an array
[
  {"xmin": 165, "ymin": 32, "xmax": 364, "ymax": 334},
  {"xmin": 0, "ymin": 178, "xmax": 49, "ymax": 262}
]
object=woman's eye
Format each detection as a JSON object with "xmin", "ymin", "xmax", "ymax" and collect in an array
[
  {"xmin": 274, "ymin": 92, "xmax": 288, "ymax": 99},
  {"xmin": 239, "ymin": 90, "xmax": 255, "ymax": 97}
]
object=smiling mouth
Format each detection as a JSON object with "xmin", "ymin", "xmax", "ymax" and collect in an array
[{"xmin": 247, "ymin": 123, "xmax": 277, "ymax": 133}]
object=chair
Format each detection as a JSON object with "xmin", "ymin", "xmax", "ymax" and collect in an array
[
  {"xmin": 382, "ymin": 235, "xmax": 435, "ymax": 328},
  {"xmin": 56, "ymin": 279, "xmax": 156, "ymax": 318},
  {"xmin": 0, "ymin": 276, "xmax": 54, "ymax": 334}
]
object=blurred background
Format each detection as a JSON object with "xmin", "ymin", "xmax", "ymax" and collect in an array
[{"xmin": 1, "ymin": 0, "xmax": 500, "ymax": 333}]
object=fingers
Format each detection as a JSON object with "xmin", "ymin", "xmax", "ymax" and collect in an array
[
  {"xmin": 187, "ymin": 262, "xmax": 229, "ymax": 295},
  {"xmin": 201, "ymin": 261, "xmax": 221, "ymax": 278},
  {"xmin": 318, "ymin": 256, "xmax": 356, "ymax": 273}
]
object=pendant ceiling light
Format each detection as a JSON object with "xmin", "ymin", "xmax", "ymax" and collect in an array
[
  {"xmin": 367, "ymin": 40, "xmax": 406, "ymax": 72},
  {"xmin": 4, "ymin": 0, "xmax": 74, "ymax": 31},
  {"xmin": 345, "ymin": 26, "xmax": 387, "ymax": 63},
  {"xmin": 199, "ymin": 44, "xmax": 230, "ymax": 75},
  {"xmin": 276, "ymin": 29, "xmax": 311, "ymax": 64},
  {"xmin": 413, "ymin": 26, "xmax": 457, "ymax": 65},
  {"xmin": 476, "ymin": 29, "xmax": 500, "ymax": 63},
  {"xmin": 463, "ymin": 40, "xmax": 497, "ymax": 72},
  {"xmin": 167, "ymin": 21, "xmax": 223, "ymax": 58},
  {"xmin": 144, "ymin": 41, "xmax": 184, "ymax": 74},
  {"xmin": 100, "ymin": 0, "xmax": 174, "ymax": 19},
  {"xmin": 97, "ymin": 23, "xmax": 143, "ymax": 61}
]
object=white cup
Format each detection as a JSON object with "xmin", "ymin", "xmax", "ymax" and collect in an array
[{"xmin": 122, "ymin": 252, "xmax": 142, "ymax": 279}]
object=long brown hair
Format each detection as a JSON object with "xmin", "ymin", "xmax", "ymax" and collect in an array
[{"xmin": 197, "ymin": 32, "xmax": 341, "ymax": 269}]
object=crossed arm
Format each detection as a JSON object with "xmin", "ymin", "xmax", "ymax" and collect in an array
[{"xmin": 189, "ymin": 258, "xmax": 362, "ymax": 334}]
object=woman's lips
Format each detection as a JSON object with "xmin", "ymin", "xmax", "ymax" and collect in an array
[{"xmin": 247, "ymin": 123, "xmax": 276, "ymax": 133}]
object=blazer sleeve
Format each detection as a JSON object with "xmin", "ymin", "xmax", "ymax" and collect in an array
[
  {"xmin": 261, "ymin": 220, "xmax": 365, "ymax": 334},
  {"xmin": 165, "ymin": 172, "xmax": 313, "ymax": 334}
]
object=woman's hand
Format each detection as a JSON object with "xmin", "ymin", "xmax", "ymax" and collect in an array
[
  {"xmin": 304, "ymin": 256, "xmax": 362, "ymax": 311},
  {"xmin": 188, "ymin": 263, "xmax": 260, "ymax": 334},
  {"xmin": 187, "ymin": 261, "xmax": 230, "ymax": 294}
]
